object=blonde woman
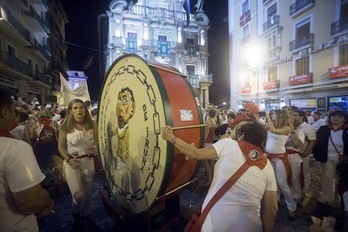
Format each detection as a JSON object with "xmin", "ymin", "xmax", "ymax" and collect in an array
[
  {"xmin": 58, "ymin": 99, "xmax": 98, "ymax": 230},
  {"xmin": 265, "ymin": 109, "xmax": 298, "ymax": 220}
]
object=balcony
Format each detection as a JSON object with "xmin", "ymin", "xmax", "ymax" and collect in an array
[
  {"xmin": 22, "ymin": 5, "xmax": 49, "ymax": 33},
  {"xmin": 263, "ymin": 80, "xmax": 280, "ymax": 91},
  {"xmin": 331, "ymin": 20, "xmax": 348, "ymax": 36},
  {"xmin": 187, "ymin": 74, "xmax": 212, "ymax": 88},
  {"xmin": 36, "ymin": 71, "xmax": 53, "ymax": 86},
  {"xmin": 2, "ymin": 5, "xmax": 31, "ymax": 43},
  {"xmin": 31, "ymin": 39, "xmax": 50, "ymax": 60},
  {"xmin": 240, "ymin": 10, "xmax": 251, "ymax": 27},
  {"xmin": 289, "ymin": 33, "xmax": 314, "ymax": 52},
  {"xmin": 0, "ymin": 52, "xmax": 33, "ymax": 78},
  {"xmin": 263, "ymin": 15, "xmax": 280, "ymax": 32},
  {"xmin": 289, "ymin": 73, "xmax": 312, "ymax": 86},
  {"xmin": 290, "ymin": 0, "xmax": 315, "ymax": 18},
  {"xmin": 241, "ymin": 86, "xmax": 251, "ymax": 94}
]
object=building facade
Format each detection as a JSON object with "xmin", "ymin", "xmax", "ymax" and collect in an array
[
  {"xmin": 0, "ymin": 0, "xmax": 68, "ymax": 104},
  {"xmin": 102, "ymin": 0, "xmax": 212, "ymax": 108},
  {"xmin": 228, "ymin": 0, "xmax": 348, "ymax": 112}
]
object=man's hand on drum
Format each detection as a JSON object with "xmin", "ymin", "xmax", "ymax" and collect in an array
[{"xmin": 161, "ymin": 125, "xmax": 174, "ymax": 142}]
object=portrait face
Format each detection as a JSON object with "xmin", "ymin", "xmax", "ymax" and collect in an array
[
  {"xmin": 70, "ymin": 102, "xmax": 85, "ymax": 120},
  {"xmin": 116, "ymin": 90, "xmax": 134, "ymax": 128},
  {"xmin": 270, "ymin": 111, "xmax": 277, "ymax": 121}
]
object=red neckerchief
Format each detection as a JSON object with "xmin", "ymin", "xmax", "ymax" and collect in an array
[
  {"xmin": 39, "ymin": 117, "xmax": 52, "ymax": 125},
  {"xmin": 238, "ymin": 141, "xmax": 267, "ymax": 170},
  {"xmin": 328, "ymin": 123, "xmax": 348, "ymax": 132},
  {"xmin": 0, "ymin": 130, "xmax": 15, "ymax": 138},
  {"xmin": 293, "ymin": 121, "xmax": 302, "ymax": 130},
  {"xmin": 10, "ymin": 121, "xmax": 19, "ymax": 130},
  {"xmin": 74, "ymin": 121, "xmax": 85, "ymax": 125}
]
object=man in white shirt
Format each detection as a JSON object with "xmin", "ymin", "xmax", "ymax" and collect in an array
[
  {"xmin": 312, "ymin": 111, "xmax": 326, "ymax": 132},
  {"xmin": 0, "ymin": 87, "xmax": 54, "ymax": 231},
  {"xmin": 292, "ymin": 110, "xmax": 317, "ymax": 197},
  {"xmin": 162, "ymin": 119, "xmax": 278, "ymax": 232}
]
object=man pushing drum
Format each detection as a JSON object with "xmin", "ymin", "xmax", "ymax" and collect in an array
[{"xmin": 161, "ymin": 114, "xmax": 278, "ymax": 232}]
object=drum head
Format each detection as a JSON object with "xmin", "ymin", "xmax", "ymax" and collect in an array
[{"xmin": 98, "ymin": 54, "xmax": 202, "ymax": 215}]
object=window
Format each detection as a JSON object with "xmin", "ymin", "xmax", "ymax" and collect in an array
[
  {"xmin": 7, "ymin": 44, "xmax": 15, "ymax": 56},
  {"xmin": 128, "ymin": 32, "xmax": 137, "ymax": 39},
  {"xmin": 339, "ymin": 44, "xmax": 348, "ymax": 66},
  {"xmin": 268, "ymin": 66, "xmax": 277, "ymax": 81},
  {"xmin": 242, "ymin": 0, "xmax": 249, "ymax": 14},
  {"xmin": 296, "ymin": 19, "xmax": 310, "ymax": 45},
  {"xmin": 263, "ymin": 30, "xmax": 279, "ymax": 58},
  {"xmin": 186, "ymin": 65, "xmax": 195, "ymax": 75},
  {"xmin": 158, "ymin": 35, "xmax": 167, "ymax": 42},
  {"xmin": 295, "ymin": 56, "xmax": 309, "ymax": 75},
  {"xmin": 242, "ymin": 25, "xmax": 250, "ymax": 43},
  {"xmin": 267, "ymin": 3, "xmax": 277, "ymax": 22}
]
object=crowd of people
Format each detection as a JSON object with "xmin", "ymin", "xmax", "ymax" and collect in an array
[
  {"xmin": 178, "ymin": 103, "xmax": 348, "ymax": 231},
  {"xmin": 1, "ymin": 85, "xmax": 347, "ymax": 232},
  {"xmin": 0, "ymin": 87, "xmax": 99, "ymax": 232}
]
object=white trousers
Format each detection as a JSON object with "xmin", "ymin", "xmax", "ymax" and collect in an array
[
  {"xmin": 63, "ymin": 157, "xmax": 95, "ymax": 216},
  {"xmin": 302, "ymin": 156, "xmax": 310, "ymax": 193},
  {"xmin": 287, "ymin": 153, "xmax": 303, "ymax": 200},
  {"xmin": 270, "ymin": 158, "xmax": 297, "ymax": 212},
  {"xmin": 318, "ymin": 160, "xmax": 338, "ymax": 204}
]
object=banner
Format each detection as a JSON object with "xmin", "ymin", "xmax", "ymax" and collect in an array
[{"xmin": 58, "ymin": 73, "xmax": 91, "ymax": 108}]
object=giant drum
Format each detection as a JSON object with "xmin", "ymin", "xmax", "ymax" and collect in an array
[{"xmin": 98, "ymin": 54, "xmax": 204, "ymax": 215}]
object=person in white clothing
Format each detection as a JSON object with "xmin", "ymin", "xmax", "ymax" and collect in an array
[
  {"xmin": 265, "ymin": 109, "xmax": 298, "ymax": 220},
  {"xmin": 0, "ymin": 87, "xmax": 54, "ymax": 232},
  {"xmin": 292, "ymin": 110, "xmax": 316, "ymax": 196},
  {"xmin": 162, "ymin": 121, "xmax": 278, "ymax": 232},
  {"xmin": 312, "ymin": 111, "xmax": 326, "ymax": 132},
  {"xmin": 58, "ymin": 99, "xmax": 98, "ymax": 231}
]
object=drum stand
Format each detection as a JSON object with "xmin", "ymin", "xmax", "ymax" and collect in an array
[{"xmin": 100, "ymin": 188, "xmax": 184, "ymax": 232}]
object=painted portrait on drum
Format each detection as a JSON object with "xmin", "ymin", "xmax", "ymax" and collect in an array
[{"xmin": 98, "ymin": 55, "xmax": 170, "ymax": 215}]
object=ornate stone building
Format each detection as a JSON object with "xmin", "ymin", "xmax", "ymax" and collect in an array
[{"xmin": 102, "ymin": 0, "xmax": 212, "ymax": 108}]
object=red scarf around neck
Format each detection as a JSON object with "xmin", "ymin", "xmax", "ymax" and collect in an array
[
  {"xmin": 238, "ymin": 141, "xmax": 267, "ymax": 170},
  {"xmin": 38, "ymin": 117, "xmax": 52, "ymax": 125},
  {"xmin": 328, "ymin": 123, "xmax": 348, "ymax": 132},
  {"xmin": 0, "ymin": 130, "xmax": 15, "ymax": 138}
]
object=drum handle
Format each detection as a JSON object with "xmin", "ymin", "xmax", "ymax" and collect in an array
[
  {"xmin": 149, "ymin": 64, "xmax": 187, "ymax": 77},
  {"xmin": 156, "ymin": 179, "xmax": 197, "ymax": 201},
  {"xmin": 172, "ymin": 124, "xmax": 206, "ymax": 130}
]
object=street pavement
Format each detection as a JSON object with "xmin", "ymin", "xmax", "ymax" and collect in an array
[{"xmin": 40, "ymin": 157, "xmax": 345, "ymax": 232}]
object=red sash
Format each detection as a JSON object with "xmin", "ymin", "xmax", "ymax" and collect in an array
[{"xmin": 266, "ymin": 152, "xmax": 292, "ymax": 186}]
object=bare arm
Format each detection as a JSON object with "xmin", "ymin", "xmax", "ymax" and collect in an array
[
  {"xmin": 162, "ymin": 125, "xmax": 218, "ymax": 160},
  {"xmin": 58, "ymin": 129, "xmax": 69, "ymax": 160},
  {"xmin": 301, "ymin": 139, "xmax": 316, "ymax": 157},
  {"xmin": 13, "ymin": 184, "xmax": 54, "ymax": 217},
  {"xmin": 261, "ymin": 190, "xmax": 278, "ymax": 232},
  {"xmin": 22, "ymin": 127, "xmax": 31, "ymax": 145}
]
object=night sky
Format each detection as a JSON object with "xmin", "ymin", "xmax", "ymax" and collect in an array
[{"xmin": 61, "ymin": 0, "xmax": 229, "ymax": 105}]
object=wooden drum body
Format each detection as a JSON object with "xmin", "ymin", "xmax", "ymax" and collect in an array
[{"xmin": 98, "ymin": 54, "xmax": 204, "ymax": 215}]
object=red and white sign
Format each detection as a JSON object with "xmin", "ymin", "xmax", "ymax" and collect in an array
[
  {"xmin": 289, "ymin": 73, "xmax": 312, "ymax": 86},
  {"xmin": 263, "ymin": 80, "xmax": 279, "ymax": 90},
  {"xmin": 329, "ymin": 64, "xmax": 348, "ymax": 79},
  {"xmin": 241, "ymin": 86, "xmax": 251, "ymax": 94},
  {"xmin": 240, "ymin": 10, "xmax": 251, "ymax": 27}
]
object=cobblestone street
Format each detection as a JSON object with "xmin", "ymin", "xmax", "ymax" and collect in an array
[{"xmin": 41, "ymin": 156, "xmax": 345, "ymax": 231}]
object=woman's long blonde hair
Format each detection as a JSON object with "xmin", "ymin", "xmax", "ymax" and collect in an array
[
  {"xmin": 274, "ymin": 109, "xmax": 292, "ymax": 129},
  {"xmin": 59, "ymin": 99, "xmax": 94, "ymax": 133}
]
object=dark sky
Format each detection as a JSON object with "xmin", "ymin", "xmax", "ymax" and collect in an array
[{"xmin": 61, "ymin": 0, "xmax": 229, "ymax": 105}]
